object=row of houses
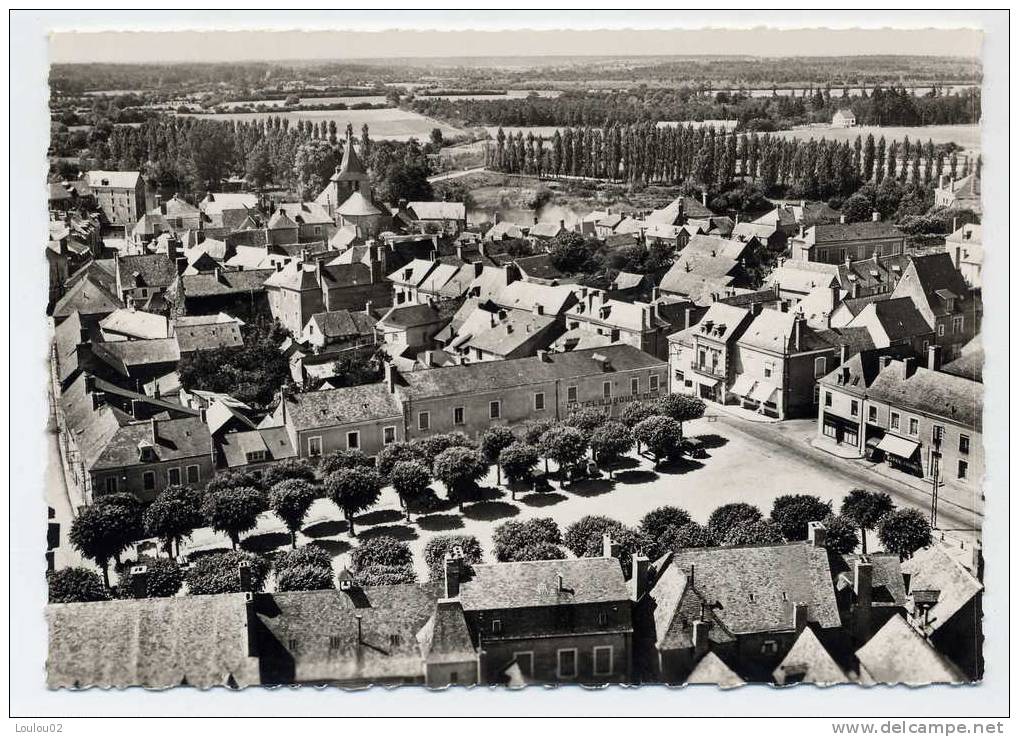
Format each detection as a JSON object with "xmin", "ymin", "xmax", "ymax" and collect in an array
[{"xmin": 46, "ymin": 525, "xmax": 983, "ymax": 688}]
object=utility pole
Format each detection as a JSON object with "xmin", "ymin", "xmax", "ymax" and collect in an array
[{"xmin": 929, "ymin": 440, "xmax": 942, "ymax": 529}]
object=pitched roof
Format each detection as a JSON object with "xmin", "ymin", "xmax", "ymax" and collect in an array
[
  {"xmin": 731, "ymin": 222, "xmax": 777, "ymax": 242},
  {"xmin": 514, "ymin": 253, "xmax": 568, "ymax": 282},
  {"xmin": 91, "ymin": 415, "xmax": 212, "ymax": 470},
  {"xmin": 460, "ymin": 557, "xmax": 629, "ymax": 612},
  {"xmin": 84, "ymin": 170, "xmax": 140, "ymax": 189},
  {"xmin": 670, "ymin": 302, "xmax": 751, "ymax": 344},
  {"xmin": 669, "ymin": 543, "xmax": 842, "ymax": 635},
  {"xmin": 307, "ymin": 309, "xmax": 376, "ymax": 338},
  {"xmin": 99, "ymin": 308, "xmax": 170, "ymax": 340},
  {"xmin": 399, "ymin": 344, "xmax": 664, "ymax": 399},
  {"xmin": 528, "ymin": 220, "xmax": 568, "ymax": 239},
  {"xmin": 493, "ymin": 281, "xmax": 577, "ymax": 315},
  {"xmin": 865, "ymin": 360, "xmax": 981, "ymax": 431},
  {"xmin": 855, "ymin": 615, "xmax": 965, "ymax": 685},
  {"xmin": 831, "ymin": 553, "xmax": 907, "ymax": 609},
  {"xmin": 284, "ymin": 383, "xmax": 403, "ymax": 431},
  {"xmin": 199, "ymin": 192, "xmax": 258, "ymax": 216},
  {"xmin": 855, "ymin": 297, "xmax": 933, "ymax": 343},
  {"xmin": 46, "ymin": 594, "xmax": 259, "ymax": 689},
  {"xmin": 772, "ymin": 627, "xmax": 849, "ymax": 685},
  {"xmin": 891, "ymin": 252, "xmax": 974, "ymax": 321},
  {"xmin": 809, "ymin": 221, "xmax": 903, "ymax": 245},
  {"xmin": 378, "ymin": 303, "xmax": 441, "ymax": 330},
  {"xmin": 463, "ymin": 311, "xmax": 558, "ymax": 357},
  {"xmin": 52, "ymin": 275, "xmax": 122, "ymax": 319},
  {"xmin": 738, "ymin": 311, "xmax": 834, "ymax": 354},
  {"xmin": 766, "ymin": 260, "xmax": 840, "ymax": 295},
  {"xmin": 485, "ymin": 221, "xmax": 525, "ymax": 241},
  {"xmin": 336, "ymin": 191, "xmax": 382, "ymax": 217},
  {"xmin": 408, "ymin": 201, "xmax": 466, "ymax": 221},
  {"xmin": 388, "ymin": 258, "xmax": 439, "ymax": 287},
  {"xmin": 940, "ymin": 341, "xmax": 983, "ymax": 383},
  {"xmin": 418, "ymin": 599, "xmax": 477, "ymax": 665},
  {"xmin": 264, "ymin": 261, "xmax": 321, "ymax": 291},
  {"xmin": 901, "ymin": 545, "xmax": 983, "ymax": 638},
  {"xmin": 333, "ymin": 136, "xmax": 368, "ymax": 179},
  {"xmin": 267, "ymin": 208, "xmax": 299, "ymax": 230},
  {"xmin": 173, "ymin": 269, "xmax": 274, "ymax": 299},
  {"xmin": 686, "ymin": 652, "xmax": 745, "ymax": 687},
  {"xmin": 218, "ymin": 426, "xmax": 296, "ymax": 468}
]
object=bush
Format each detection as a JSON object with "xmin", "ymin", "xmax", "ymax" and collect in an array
[
  {"xmin": 185, "ymin": 551, "xmax": 269, "ymax": 595},
  {"xmin": 261, "ymin": 458, "xmax": 317, "ymax": 488},
  {"xmin": 664, "ymin": 522, "xmax": 716, "ymax": 550},
  {"xmin": 353, "ymin": 563, "xmax": 417, "ymax": 587},
  {"xmin": 350, "ymin": 536, "xmax": 413, "ymax": 572},
  {"xmin": 390, "ymin": 460, "xmax": 431, "ymax": 508},
  {"xmin": 521, "ymin": 418, "xmax": 557, "ymax": 446},
  {"xmin": 47, "ymin": 567, "xmax": 109, "ymax": 603},
  {"xmin": 492, "ymin": 518, "xmax": 562, "ymax": 562},
  {"xmin": 318, "ymin": 449, "xmax": 374, "ymax": 476},
  {"xmin": 620, "ymin": 401, "xmax": 656, "ymax": 429},
  {"xmin": 707, "ymin": 503, "xmax": 763, "ymax": 540},
  {"xmin": 273, "ymin": 545, "xmax": 333, "ymax": 573},
  {"xmin": 721, "ymin": 519, "xmax": 785, "ymax": 547},
  {"xmin": 632, "ymin": 415, "xmax": 683, "ymax": 463},
  {"xmin": 509, "ymin": 542, "xmax": 566, "ymax": 562},
  {"xmin": 565, "ymin": 407, "xmax": 609, "ymax": 433},
  {"xmin": 499, "ymin": 442, "xmax": 539, "ymax": 485},
  {"xmin": 377, "ymin": 442, "xmax": 421, "ymax": 479},
  {"xmin": 878, "ymin": 508, "xmax": 932, "ymax": 558},
  {"xmin": 424, "ymin": 535, "xmax": 483, "ymax": 582},
  {"xmin": 201, "ymin": 486, "xmax": 265, "ymax": 549},
  {"xmin": 820, "ymin": 514, "xmax": 861, "ymax": 555},
  {"xmin": 639, "ymin": 506, "xmax": 692, "ymax": 544},
  {"xmin": 117, "ymin": 558, "xmax": 183, "ymax": 598},
  {"xmin": 277, "ymin": 563, "xmax": 335, "ymax": 592},
  {"xmin": 769, "ymin": 494, "xmax": 833, "ymax": 541}
]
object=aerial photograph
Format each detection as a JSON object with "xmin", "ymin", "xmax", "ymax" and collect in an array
[{"xmin": 24, "ymin": 16, "xmax": 997, "ymax": 719}]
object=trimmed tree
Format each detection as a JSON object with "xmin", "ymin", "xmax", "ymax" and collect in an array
[
  {"xmin": 201, "ymin": 486, "xmax": 264, "ymax": 550},
  {"xmin": 479, "ymin": 426, "xmax": 517, "ymax": 485},
  {"xmin": 589, "ymin": 421, "xmax": 633, "ymax": 476},
  {"xmin": 318, "ymin": 449, "xmax": 375, "ymax": 476},
  {"xmin": 721, "ymin": 519, "xmax": 785, "ymax": 547},
  {"xmin": 274, "ymin": 545, "xmax": 333, "ymax": 572},
  {"xmin": 664, "ymin": 522, "xmax": 717, "ymax": 550},
  {"xmin": 390, "ymin": 460, "xmax": 431, "ymax": 519},
  {"xmin": 639, "ymin": 506, "xmax": 692, "ymax": 545},
  {"xmin": 184, "ymin": 550, "xmax": 270, "ymax": 595},
  {"xmin": 621, "ymin": 400, "xmax": 657, "ymax": 453},
  {"xmin": 412, "ymin": 432, "xmax": 475, "ymax": 461},
  {"xmin": 878, "ymin": 508, "xmax": 932, "ymax": 559},
  {"xmin": 260, "ymin": 458, "xmax": 317, "ymax": 488},
  {"xmin": 540, "ymin": 424, "xmax": 589, "ymax": 486},
  {"xmin": 353, "ymin": 563, "xmax": 418, "ymax": 586},
  {"xmin": 47, "ymin": 567, "xmax": 109, "ymax": 603},
  {"xmin": 522, "ymin": 418, "xmax": 557, "ymax": 471},
  {"xmin": 69, "ymin": 502, "xmax": 141, "ymax": 587},
  {"xmin": 509, "ymin": 542, "xmax": 566, "ymax": 562},
  {"xmin": 770, "ymin": 494, "xmax": 833, "ymax": 541},
  {"xmin": 820, "ymin": 514, "xmax": 861, "ymax": 555},
  {"xmin": 499, "ymin": 442, "xmax": 540, "ymax": 498},
  {"xmin": 350, "ymin": 535, "xmax": 415, "ymax": 587},
  {"xmin": 268, "ymin": 479, "xmax": 319, "ymax": 548},
  {"xmin": 564, "ymin": 515, "xmax": 624, "ymax": 558},
  {"xmin": 377, "ymin": 441, "xmax": 422, "ymax": 480},
  {"xmin": 433, "ymin": 447, "xmax": 487, "ymax": 511},
  {"xmin": 632, "ymin": 415, "xmax": 683, "ymax": 466},
  {"xmin": 143, "ymin": 484, "xmax": 206, "ymax": 558},
  {"xmin": 277, "ymin": 563, "xmax": 336, "ymax": 592},
  {"xmin": 492, "ymin": 518, "xmax": 562, "ymax": 562},
  {"xmin": 565, "ymin": 407, "xmax": 609, "ymax": 434},
  {"xmin": 423, "ymin": 534, "xmax": 483, "ymax": 582},
  {"xmin": 707, "ymin": 503, "xmax": 763, "ymax": 541},
  {"xmin": 117, "ymin": 557, "xmax": 183, "ymax": 598},
  {"xmin": 840, "ymin": 488, "xmax": 895, "ymax": 553},
  {"xmin": 324, "ymin": 467, "xmax": 382, "ymax": 537},
  {"xmin": 653, "ymin": 393, "xmax": 706, "ymax": 439}
]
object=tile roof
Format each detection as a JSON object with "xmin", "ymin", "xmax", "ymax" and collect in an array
[
  {"xmin": 399, "ymin": 343, "xmax": 664, "ymax": 399},
  {"xmin": 460, "ymin": 557, "xmax": 629, "ymax": 612},
  {"xmin": 772, "ymin": 627, "xmax": 849, "ymax": 685},
  {"xmin": 91, "ymin": 415, "xmax": 212, "ymax": 471},
  {"xmin": 46, "ymin": 594, "xmax": 259, "ymax": 689},
  {"xmin": 84, "ymin": 170, "xmax": 140, "ymax": 189},
  {"xmin": 284, "ymin": 383, "xmax": 403, "ymax": 431},
  {"xmin": 686, "ymin": 652, "xmax": 745, "ymax": 687},
  {"xmin": 855, "ymin": 615, "xmax": 965, "ymax": 685},
  {"xmin": 901, "ymin": 545, "xmax": 982, "ymax": 638},
  {"xmin": 669, "ymin": 543, "xmax": 842, "ymax": 635}
]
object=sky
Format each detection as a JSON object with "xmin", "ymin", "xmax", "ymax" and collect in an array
[{"xmin": 47, "ymin": 13, "xmax": 983, "ymax": 64}]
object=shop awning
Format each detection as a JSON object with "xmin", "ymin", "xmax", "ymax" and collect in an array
[
  {"xmin": 876, "ymin": 434, "xmax": 920, "ymax": 459},
  {"xmin": 693, "ymin": 374, "xmax": 721, "ymax": 388},
  {"xmin": 730, "ymin": 374, "xmax": 757, "ymax": 397},
  {"xmin": 749, "ymin": 382, "xmax": 779, "ymax": 404}
]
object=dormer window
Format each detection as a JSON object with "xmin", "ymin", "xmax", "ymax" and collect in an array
[{"xmin": 246, "ymin": 450, "xmax": 267, "ymax": 463}]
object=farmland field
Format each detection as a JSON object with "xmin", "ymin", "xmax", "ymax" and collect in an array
[
  {"xmin": 772, "ymin": 123, "xmax": 981, "ymax": 154},
  {"xmin": 181, "ymin": 107, "xmax": 465, "ymax": 141},
  {"xmin": 223, "ymin": 95, "xmax": 389, "ymax": 108}
]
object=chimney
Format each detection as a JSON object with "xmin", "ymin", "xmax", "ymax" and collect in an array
[
  {"xmin": 793, "ymin": 313, "xmax": 802, "ymax": 351},
  {"xmin": 839, "ymin": 214, "xmax": 846, "ymax": 224},
  {"xmin": 798, "ymin": 224, "xmax": 805, "ymax": 238},
  {"xmin": 701, "ymin": 191, "xmax": 708, "ymax": 207},
  {"xmin": 686, "ymin": 565, "xmax": 695, "ymax": 587},
  {"xmin": 800, "ymin": 199, "xmax": 806, "ymax": 209},
  {"xmin": 792, "ymin": 602, "xmax": 809, "ymax": 634},
  {"xmin": 684, "ymin": 307, "xmax": 694, "ymax": 329},
  {"xmin": 559, "ymin": 219, "xmax": 566, "ymax": 231},
  {"xmin": 150, "ymin": 417, "xmax": 158, "ymax": 445},
  {"xmin": 692, "ymin": 619, "xmax": 711, "ymax": 660},
  {"xmin": 602, "ymin": 532, "xmax": 621, "ymax": 560},
  {"xmin": 130, "ymin": 565, "xmax": 148, "ymax": 598},
  {"xmin": 630, "ymin": 554, "xmax": 650, "ymax": 602},
  {"xmin": 493, "ymin": 211, "xmax": 500, "ymax": 224},
  {"xmin": 871, "ymin": 210, "xmax": 880, "ymax": 222},
  {"xmin": 431, "ymin": 234, "xmax": 439, "ymax": 251},
  {"xmin": 244, "ymin": 592, "xmax": 259, "ymax": 656},
  {"xmin": 532, "ymin": 302, "xmax": 544, "ymax": 316},
  {"xmin": 839, "ymin": 343, "xmax": 848, "ymax": 366},
  {"xmin": 536, "ymin": 349, "xmax": 551, "ymax": 363},
  {"xmin": 927, "ymin": 344, "xmax": 942, "ymax": 371},
  {"xmin": 879, "ymin": 354, "xmax": 893, "ymax": 369},
  {"xmin": 238, "ymin": 563, "xmax": 252, "ymax": 592},
  {"xmin": 384, "ymin": 362, "xmax": 398, "ymax": 393},
  {"xmin": 807, "ymin": 521, "xmax": 827, "ymax": 548},
  {"xmin": 851, "ymin": 558, "xmax": 873, "ymax": 641},
  {"xmin": 900, "ymin": 357, "xmax": 916, "ymax": 380},
  {"xmin": 444, "ymin": 552, "xmax": 462, "ymax": 598}
]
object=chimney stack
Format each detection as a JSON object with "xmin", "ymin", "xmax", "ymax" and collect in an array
[
  {"xmin": 244, "ymin": 592, "xmax": 259, "ymax": 656},
  {"xmin": 839, "ymin": 343, "xmax": 848, "ymax": 366},
  {"xmin": 792, "ymin": 602, "xmax": 809, "ymax": 634},
  {"xmin": 839, "ymin": 214, "xmax": 846, "ymax": 224},
  {"xmin": 692, "ymin": 619, "xmax": 711, "ymax": 660},
  {"xmin": 927, "ymin": 344, "xmax": 942, "ymax": 372},
  {"xmin": 852, "ymin": 558, "xmax": 874, "ymax": 643},
  {"xmin": 793, "ymin": 313, "xmax": 802, "ymax": 351},
  {"xmin": 631, "ymin": 555, "xmax": 650, "ymax": 602},
  {"xmin": 238, "ymin": 564, "xmax": 252, "ymax": 592},
  {"xmin": 701, "ymin": 191, "xmax": 708, "ymax": 207},
  {"xmin": 900, "ymin": 357, "xmax": 917, "ymax": 380},
  {"xmin": 872, "ymin": 210, "xmax": 880, "ymax": 222},
  {"xmin": 602, "ymin": 532, "xmax": 621, "ymax": 561},
  {"xmin": 444, "ymin": 552, "xmax": 462, "ymax": 598},
  {"xmin": 807, "ymin": 521, "xmax": 827, "ymax": 548},
  {"xmin": 130, "ymin": 565, "xmax": 148, "ymax": 598},
  {"xmin": 384, "ymin": 362, "xmax": 398, "ymax": 393}
]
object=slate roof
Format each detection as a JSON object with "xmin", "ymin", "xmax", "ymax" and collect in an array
[
  {"xmin": 199, "ymin": 192, "xmax": 258, "ymax": 216},
  {"xmin": 659, "ymin": 271, "xmax": 735, "ymax": 303},
  {"xmin": 493, "ymin": 281, "xmax": 577, "ymax": 315},
  {"xmin": 172, "ymin": 269, "xmax": 274, "ymax": 299},
  {"xmin": 568, "ymin": 294, "xmax": 664, "ymax": 333},
  {"xmin": 670, "ymin": 302, "xmax": 751, "ymax": 345},
  {"xmin": 399, "ymin": 344, "xmax": 664, "ymax": 399},
  {"xmin": 267, "ymin": 208, "xmax": 299, "ymax": 230},
  {"xmin": 647, "ymin": 196, "xmax": 714, "ymax": 225},
  {"xmin": 892, "ymin": 252, "xmax": 974, "ymax": 321},
  {"xmin": 255, "ymin": 585, "xmax": 440, "ymax": 684},
  {"xmin": 901, "ymin": 545, "xmax": 983, "ymax": 638},
  {"xmin": 99, "ymin": 308, "xmax": 170, "ymax": 340},
  {"xmin": 388, "ymin": 258, "xmax": 439, "ymax": 288},
  {"xmin": 464, "ymin": 311, "xmax": 558, "ymax": 357},
  {"xmin": 284, "ymin": 383, "xmax": 404, "ymax": 431},
  {"xmin": 669, "ymin": 543, "xmax": 842, "ymax": 635},
  {"xmin": 686, "ymin": 652, "xmax": 744, "ymax": 687},
  {"xmin": 855, "ymin": 297, "xmax": 933, "ymax": 343},
  {"xmin": 115, "ymin": 254, "xmax": 177, "ymax": 290},
  {"xmin": 514, "ymin": 253, "xmax": 568, "ymax": 282},
  {"xmin": 772, "ymin": 627, "xmax": 849, "ymax": 685},
  {"xmin": 378, "ymin": 303, "xmax": 441, "ymax": 330},
  {"xmin": 91, "ymin": 415, "xmax": 212, "ymax": 471},
  {"xmin": 52, "ymin": 275, "xmax": 122, "ymax": 320},
  {"xmin": 336, "ymin": 191, "xmax": 382, "ymax": 217},
  {"xmin": 809, "ymin": 221, "xmax": 903, "ymax": 245},
  {"xmin": 218, "ymin": 427, "xmax": 296, "ymax": 468},
  {"xmin": 460, "ymin": 557, "xmax": 629, "ymax": 612},
  {"xmin": 264, "ymin": 261, "xmax": 321, "ymax": 291},
  {"xmin": 837, "ymin": 254, "xmax": 911, "ymax": 293},
  {"xmin": 279, "ymin": 201, "xmax": 333, "ymax": 226},
  {"xmin": 307, "ymin": 309, "xmax": 376, "ymax": 338},
  {"xmin": 46, "ymin": 594, "xmax": 259, "ymax": 689},
  {"xmin": 84, "ymin": 170, "xmax": 140, "ymax": 189},
  {"xmin": 611, "ymin": 271, "xmax": 647, "ymax": 291},
  {"xmin": 408, "ymin": 202, "xmax": 466, "ymax": 221},
  {"xmin": 54, "ymin": 311, "xmax": 100, "ymax": 383},
  {"xmin": 766, "ymin": 261, "xmax": 840, "ymax": 295},
  {"xmin": 865, "ymin": 361, "xmax": 981, "ymax": 431},
  {"xmin": 940, "ymin": 342, "xmax": 983, "ymax": 383},
  {"xmin": 831, "ymin": 553, "xmax": 907, "ymax": 609},
  {"xmin": 738, "ymin": 310, "xmax": 835, "ymax": 354},
  {"xmin": 485, "ymin": 222, "xmax": 525, "ymax": 241},
  {"xmin": 333, "ymin": 136, "xmax": 369, "ymax": 179},
  {"xmin": 418, "ymin": 599, "xmax": 477, "ymax": 665},
  {"xmin": 855, "ymin": 615, "xmax": 965, "ymax": 685},
  {"xmin": 731, "ymin": 222, "xmax": 777, "ymax": 242}
]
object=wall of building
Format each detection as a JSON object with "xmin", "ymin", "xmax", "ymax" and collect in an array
[
  {"xmin": 268, "ymin": 287, "xmax": 325, "ymax": 335},
  {"xmin": 295, "ymin": 416, "xmax": 405, "ymax": 460},
  {"xmin": 90, "ymin": 454, "xmax": 216, "ymax": 504}
]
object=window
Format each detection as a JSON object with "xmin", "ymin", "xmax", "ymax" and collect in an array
[
  {"xmin": 245, "ymin": 451, "xmax": 266, "ymax": 463},
  {"xmin": 761, "ymin": 640, "xmax": 779, "ymax": 655},
  {"xmin": 845, "ymin": 429, "xmax": 858, "ymax": 446},
  {"xmin": 764, "ymin": 362, "xmax": 774, "ymax": 379},
  {"xmin": 938, "ymin": 323, "xmax": 946, "ymax": 337},
  {"xmin": 824, "ymin": 391, "xmax": 832, "ymax": 408},
  {"xmin": 453, "ymin": 407, "xmax": 465, "ymax": 426},
  {"xmin": 307, "ymin": 436, "xmax": 322, "ymax": 457},
  {"xmin": 491, "ymin": 619, "xmax": 502, "ymax": 635},
  {"xmin": 186, "ymin": 465, "xmax": 200, "ymax": 484},
  {"xmin": 650, "ymin": 375, "xmax": 660, "ymax": 392},
  {"xmin": 598, "ymin": 611, "xmax": 609, "ymax": 626},
  {"xmin": 959, "ymin": 434, "xmax": 970, "ymax": 455},
  {"xmin": 958, "ymin": 460, "xmax": 969, "ymax": 480},
  {"xmin": 513, "ymin": 652, "xmax": 534, "ymax": 678},
  {"xmin": 314, "ymin": 225, "xmax": 322, "ymax": 235},
  {"xmin": 890, "ymin": 412, "xmax": 900, "ymax": 430},
  {"xmin": 823, "ymin": 421, "xmax": 838, "ymax": 439},
  {"xmin": 908, "ymin": 418, "xmax": 919, "ymax": 436},
  {"xmin": 593, "ymin": 646, "xmax": 614, "ymax": 676},
  {"xmin": 105, "ymin": 477, "xmax": 118, "ymax": 494},
  {"xmin": 557, "ymin": 649, "xmax": 578, "ymax": 679},
  {"xmin": 923, "ymin": 340, "xmax": 930, "ymax": 353},
  {"xmin": 383, "ymin": 426, "xmax": 396, "ymax": 445},
  {"xmin": 143, "ymin": 471, "xmax": 156, "ymax": 491},
  {"xmin": 489, "ymin": 401, "xmax": 501, "ymax": 419},
  {"xmin": 602, "ymin": 381, "xmax": 612, "ymax": 399},
  {"xmin": 868, "ymin": 405, "xmax": 878, "ymax": 422},
  {"xmin": 167, "ymin": 467, "xmax": 181, "ymax": 486},
  {"xmin": 418, "ymin": 412, "xmax": 430, "ymax": 431},
  {"xmin": 814, "ymin": 356, "xmax": 827, "ymax": 378},
  {"xmin": 346, "ymin": 431, "xmax": 360, "ymax": 450},
  {"xmin": 630, "ymin": 377, "xmax": 640, "ymax": 396},
  {"xmin": 567, "ymin": 385, "xmax": 578, "ymax": 403},
  {"xmin": 534, "ymin": 392, "xmax": 545, "ymax": 411},
  {"xmin": 931, "ymin": 425, "xmax": 944, "ymax": 446},
  {"xmin": 850, "ymin": 400, "xmax": 859, "ymax": 417},
  {"xmin": 839, "ymin": 248, "xmax": 848, "ymax": 262},
  {"xmin": 953, "ymin": 316, "xmax": 964, "ymax": 334},
  {"xmin": 449, "ymin": 672, "xmax": 458, "ymax": 683}
]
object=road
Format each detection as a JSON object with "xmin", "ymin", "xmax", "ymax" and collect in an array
[{"xmin": 427, "ymin": 165, "xmax": 487, "ymax": 183}]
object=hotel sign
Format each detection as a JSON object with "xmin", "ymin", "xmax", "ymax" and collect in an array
[{"xmin": 568, "ymin": 391, "xmax": 662, "ymax": 409}]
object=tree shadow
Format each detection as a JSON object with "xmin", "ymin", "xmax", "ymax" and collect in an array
[
  {"xmin": 656, "ymin": 458, "xmax": 705, "ymax": 475},
  {"xmin": 611, "ymin": 456, "xmax": 642, "ymax": 471},
  {"xmin": 463, "ymin": 501, "xmax": 520, "ymax": 522},
  {"xmin": 692, "ymin": 433, "xmax": 728, "ymax": 450},
  {"xmin": 306, "ymin": 538, "xmax": 352, "ymax": 557},
  {"xmin": 409, "ymin": 489, "xmax": 457, "ymax": 515},
  {"xmin": 520, "ymin": 492, "xmax": 568, "ymax": 508},
  {"xmin": 416, "ymin": 513, "xmax": 465, "ymax": 532},
  {"xmin": 354, "ymin": 509, "xmax": 404, "ymax": 526},
  {"xmin": 358, "ymin": 524, "xmax": 419, "ymax": 542},
  {"xmin": 186, "ymin": 546, "xmax": 231, "ymax": 561},
  {"xmin": 241, "ymin": 531, "xmax": 291, "ymax": 554},
  {"xmin": 303, "ymin": 519, "xmax": 349, "ymax": 538},
  {"xmin": 471, "ymin": 485, "xmax": 506, "ymax": 502},
  {"xmin": 615, "ymin": 469, "xmax": 659, "ymax": 485},
  {"xmin": 567, "ymin": 479, "xmax": 615, "ymax": 498}
]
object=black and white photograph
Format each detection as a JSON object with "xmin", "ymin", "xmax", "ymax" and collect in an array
[{"xmin": 8, "ymin": 8, "xmax": 1011, "ymax": 728}]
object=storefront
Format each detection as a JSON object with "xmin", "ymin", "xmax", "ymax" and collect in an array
[
  {"xmin": 692, "ymin": 373, "xmax": 723, "ymax": 403},
  {"xmin": 822, "ymin": 412, "xmax": 860, "ymax": 448},
  {"xmin": 873, "ymin": 433, "xmax": 923, "ymax": 477}
]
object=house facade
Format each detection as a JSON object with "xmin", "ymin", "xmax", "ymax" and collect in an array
[
  {"xmin": 790, "ymin": 219, "xmax": 905, "ymax": 265},
  {"xmin": 84, "ymin": 170, "xmax": 146, "ymax": 230}
]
